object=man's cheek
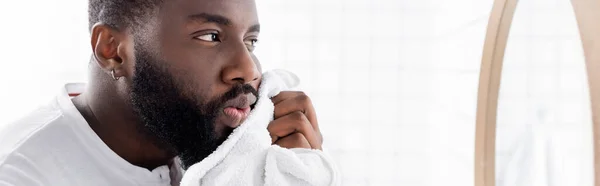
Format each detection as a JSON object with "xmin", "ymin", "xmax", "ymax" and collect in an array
[
  {"xmin": 251, "ymin": 54, "xmax": 262, "ymax": 72},
  {"xmin": 254, "ymin": 77, "xmax": 263, "ymax": 91}
]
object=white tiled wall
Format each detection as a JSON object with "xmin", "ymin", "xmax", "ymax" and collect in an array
[
  {"xmin": 256, "ymin": 0, "xmax": 492, "ymax": 185},
  {"xmin": 256, "ymin": 0, "xmax": 593, "ymax": 185},
  {"xmin": 0, "ymin": 0, "xmax": 90, "ymax": 123}
]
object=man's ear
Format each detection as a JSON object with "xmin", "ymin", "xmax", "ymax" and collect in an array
[{"xmin": 90, "ymin": 23, "xmax": 129, "ymax": 79}]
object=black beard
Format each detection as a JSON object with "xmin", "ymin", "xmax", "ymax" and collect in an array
[{"xmin": 129, "ymin": 44, "xmax": 258, "ymax": 169}]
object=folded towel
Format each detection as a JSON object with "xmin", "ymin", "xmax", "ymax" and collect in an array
[{"xmin": 180, "ymin": 69, "xmax": 340, "ymax": 186}]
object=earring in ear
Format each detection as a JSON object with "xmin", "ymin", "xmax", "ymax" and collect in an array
[{"xmin": 111, "ymin": 69, "xmax": 120, "ymax": 81}]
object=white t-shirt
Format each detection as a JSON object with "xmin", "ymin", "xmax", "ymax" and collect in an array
[{"xmin": 0, "ymin": 84, "xmax": 179, "ymax": 186}]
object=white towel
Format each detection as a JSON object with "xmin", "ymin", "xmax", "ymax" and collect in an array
[{"xmin": 180, "ymin": 69, "xmax": 340, "ymax": 186}]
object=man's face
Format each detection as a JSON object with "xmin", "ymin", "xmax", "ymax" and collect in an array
[{"xmin": 127, "ymin": 0, "xmax": 261, "ymax": 168}]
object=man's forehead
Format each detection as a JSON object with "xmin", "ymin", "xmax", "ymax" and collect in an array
[{"xmin": 161, "ymin": 0, "xmax": 259, "ymax": 24}]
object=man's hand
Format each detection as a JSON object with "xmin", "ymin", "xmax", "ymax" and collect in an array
[{"xmin": 268, "ymin": 91, "xmax": 323, "ymax": 150}]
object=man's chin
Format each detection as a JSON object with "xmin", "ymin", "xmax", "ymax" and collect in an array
[{"xmin": 177, "ymin": 136, "xmax": 227, "ymax": 169}]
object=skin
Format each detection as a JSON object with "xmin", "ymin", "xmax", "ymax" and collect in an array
[{"xmin": 71, "ymin": 0, "xmax": 322, "ymax": 182}]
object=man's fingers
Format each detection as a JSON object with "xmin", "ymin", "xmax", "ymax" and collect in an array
[
  {"xmin": 271, "ymin": 91, "xmax": 321, "ymax": 141},
  {"xmin": 274, "ymin": 133, "xmax": 311, "ymax": 149},
  {"xmin": 267, "ymin": 111, "xmax": 322, "ymax": 150},
  {"xmin": 270, "ymin": 91, "xmax": 304, "ymax": 105},
  {"xmin": 273, "ymin": 95, "xmax": 319, "ymax": 128}
]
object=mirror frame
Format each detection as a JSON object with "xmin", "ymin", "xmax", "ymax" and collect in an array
[{"xmin": 475, "ymin": 0, "xmax": 600, "ymax": 185}]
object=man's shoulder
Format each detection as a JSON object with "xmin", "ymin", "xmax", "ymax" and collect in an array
[
  {"xmin": 0, "ymin": 99, "xmax": 66, "ymax": 161},
  {"xmin": 0, "ymin": 99, "xmax": 71, "ymax": 185}
]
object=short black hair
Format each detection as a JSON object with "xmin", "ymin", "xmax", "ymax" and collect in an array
[{"xmin": 88, "ymin": 0, "xmax": 164, "ymax": 31}]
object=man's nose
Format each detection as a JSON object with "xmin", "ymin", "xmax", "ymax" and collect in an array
[{"xmin": 221, "ymin": 45, "xmax": 261, "ymax": 85}]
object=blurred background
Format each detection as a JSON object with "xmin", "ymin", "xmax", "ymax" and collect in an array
[{"xmin": 0, "ymin": 0, "xmax": 593, "ymax": 185}]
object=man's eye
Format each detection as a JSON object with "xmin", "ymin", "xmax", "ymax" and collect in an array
[
  {"xmin": 195, "ymin": 33, "xmax": 220, "ymax": 42},
  {"xmin": 244, "ymin": 39, "xmax": 258, "ymax": 52},
  {"xmin": 245, "ymin": 39, "xmax": 258, "ymax": 47}
]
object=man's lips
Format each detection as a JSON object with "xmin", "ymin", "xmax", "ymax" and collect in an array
[
  {"xmin": 223, "ymin": 107, "xmax": 251, "ymax": 119},
  {"xmin": 220, "ymin": 93, "xmax": 257, "ymax": 128}
]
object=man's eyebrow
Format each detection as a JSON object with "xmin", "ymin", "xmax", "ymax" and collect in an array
[
  {"xmin": 188, "ymin": 13, "xmax": 231, "ymax": 26},
  {"xmin": 248, "ymin": 24, "xmax": 260, "ymax": 33}
]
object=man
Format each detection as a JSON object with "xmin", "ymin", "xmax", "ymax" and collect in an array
[{"xmin": 0, "ymin": 0, "xmax": 323, "ymax": 185}]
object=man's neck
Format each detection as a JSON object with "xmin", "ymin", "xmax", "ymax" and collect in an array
[{"xmin": 71, "ymin": 68, "xmax": 175, "ymax": 170}]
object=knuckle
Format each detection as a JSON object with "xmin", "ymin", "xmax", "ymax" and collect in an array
[
  {"xmin": 289, "ymin": 111, "xmax": 312, "ymax": 132},
  {"xmin": 296, "ymin": 92, "xmax": 311, "ymax": 103},
  {"xmin": 300, "ymin": 118, "xmax": 313, "ymax": 131},
  {"xmin": 291, "ymin": 111, "xmax": 306, "ymax": 122}
]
